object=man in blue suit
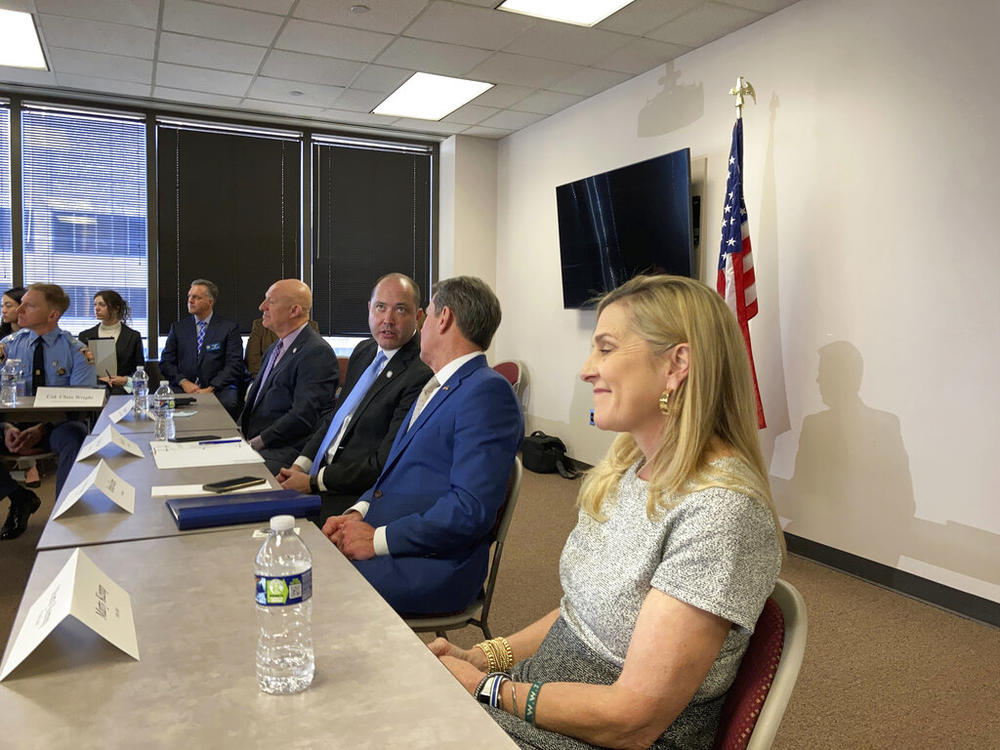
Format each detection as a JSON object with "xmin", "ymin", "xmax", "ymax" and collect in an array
[
  {"xmin": 323, "ymin": 276, "xmax": 524, "ymax": 615},
  {"xmin": 159, "ymin": 279, "xmax": 244, "ymax": 416},
  {"xmin": 239, "ymin": 279, "xmax": 339, "ymax": 473}
]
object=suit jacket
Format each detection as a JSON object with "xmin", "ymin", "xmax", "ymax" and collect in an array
[
  {"xmin": 245, "ymin": 317, "xmax": 321, "ymax": 376},
  {"xmin": 78, "ymin": 323, "xmax": 145, "ymax": 378},
  {"xmin": 302, "ymin": 335, "xmax": 432, "ymax": 517},
  {"xmin": 159, "ymin": 314, "xmax": 244, "ymax": 392},
  {"xmin": 353, "ymin": 355, "xmax": 524, "ymax": 615},
  {"xmin": 240, "ymin": 324, "xmax": 339, "ymax": 455}
]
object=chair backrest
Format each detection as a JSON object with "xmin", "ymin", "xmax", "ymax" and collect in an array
[
  {"xmin": 493, "ymin": 360, "xmax": 525, "ymax": 401},
  {"xmin": 478, "ymin": 456, "xmax": 523, "ymax": 627},
  {"xmin": 713, "ymin": 578, "xmax": 808, "ymax": 750}
]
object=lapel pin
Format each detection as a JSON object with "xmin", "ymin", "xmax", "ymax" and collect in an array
[
  {"xmin": 442, "ymin": 385, "xmax": 450, "ymax": 391},
  {"xmin": 292, "ymin": 347, "xmax": 298, "ymax": 354},
  {"xmin": 386, "ymin": 370, "xmax": 393, "ymax": 378}
]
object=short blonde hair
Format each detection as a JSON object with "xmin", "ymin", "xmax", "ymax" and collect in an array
[{"xmin": 578, "ymin": 275, "xmax": 783, "ymax": 550}]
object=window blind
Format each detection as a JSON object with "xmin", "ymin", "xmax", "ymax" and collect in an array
[{"xmin": 0, "ymin": 105, "xmax": 10, "ymax": 291}]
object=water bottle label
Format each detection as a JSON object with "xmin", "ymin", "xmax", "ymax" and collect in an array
[{"xmin": 255, "ymin": 569, "xmax": 312, "ymax": 606}]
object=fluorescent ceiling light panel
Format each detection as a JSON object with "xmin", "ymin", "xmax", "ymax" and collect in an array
[
  {"xmin": 0, "ymin": 10, "xmax": 47, "ymax": 70},
  {"xmin": 497, "ymin": 0, "xmax": 635, "ymax": 27},
  {"xmin": 373, "ymin": 73, "xmax": 493, "ymax": 121}
]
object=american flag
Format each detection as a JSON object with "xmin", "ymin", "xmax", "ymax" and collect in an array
[{"xmin": 717, "ymin": 117, "xmax": 766, "ymax": 428}]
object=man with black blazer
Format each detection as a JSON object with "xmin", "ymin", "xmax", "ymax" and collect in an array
[
  {"xmin": 240, "ymin": 279, "xmax": 339, "ymax": 474},
  {"xmin": 277, "ymin": 273, "xmax": 432, "ymax": 520},
  {"xmin": 158, "ymin": 279, "xmax": 243, "ymax": 416}
]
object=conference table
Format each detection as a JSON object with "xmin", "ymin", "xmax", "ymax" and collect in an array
[
  {"xmin": 2, "ymin": 392, "xmax": 517, "ymax": 748},
  {"xmin": 90, "ymin": 394, "xmax": 236, "ymax": 435},
  {"xmin": 0, "ymin": 525, "xmax": 516, "ymax": 748}
]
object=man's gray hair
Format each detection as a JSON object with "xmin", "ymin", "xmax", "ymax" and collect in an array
[
  {"xmin": 431, "ymin": 276, "xmax": 501, "ymax": 351},
  {"xmin": 190, "ymin": 279, "xmax": 219, "ymax": 301}
]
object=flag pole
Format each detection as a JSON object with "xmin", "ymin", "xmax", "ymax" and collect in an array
[{"xmin": 729, "ymin": 76, "xmax": 756, "ymax": 119}]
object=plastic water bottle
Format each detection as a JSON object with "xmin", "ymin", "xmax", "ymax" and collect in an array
[
  {"xmin": 132, "ymin": 366, "xmax": 149, "ymax": 417},
  {"xmin": 0, "ymin": 360, "xmax": 17, "ymax": 406},
  {"xmin": 151, "ymin": 380, "xmax": 175, "ymax": 440},
  {"xmin": 255, "ymin": 515, "xmax": 314, "ymax": 694}
]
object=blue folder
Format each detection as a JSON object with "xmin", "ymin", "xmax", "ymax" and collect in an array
[{"xmin": 165, "ymin": 489, "xmax": 321, "ymax": 530}]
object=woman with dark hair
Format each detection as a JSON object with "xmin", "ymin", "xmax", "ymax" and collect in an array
[
  {"xmin": 430, "ymin": 275, "xmax": 784, "ymax": 750},
  {"xmin": 0, "ymin": 286, "xmax": 27, "ymax": 340},
  {"xmin": 78, "ymin": 290, "xmax": 144, "ymax": 393}
]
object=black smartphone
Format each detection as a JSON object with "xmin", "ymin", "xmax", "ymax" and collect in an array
[
  {"xmin": 168, "ymin": 434, "xmax": 221, "ymax": 443},
  {"xmin": 202, "ymin": 476, "xmax": 266, "ymax": 493},
  {"xmin": 173, "ymin": 396, "xmax": 197, "ymax": 406}
]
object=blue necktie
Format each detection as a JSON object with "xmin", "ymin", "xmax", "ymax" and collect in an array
[
  {"xmin": 253, "ymin": 340, "xmax": 283, "ymax": 408},
  {"xmin": 311, "ymin": 351, "xmax": 387, "ymax": 475},
  {"xmin": 196, "ymin": 320, "xmax": 207, "ymax": 356}
]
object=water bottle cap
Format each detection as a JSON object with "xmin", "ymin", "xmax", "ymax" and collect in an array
[{"xmin": 269, "ymin": 515, "xmax": 295, "ymax": 531}]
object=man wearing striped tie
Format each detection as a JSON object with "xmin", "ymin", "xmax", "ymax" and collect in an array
[{"xmin": 277, "ymin": 273, "xmax": 432, "ymax": 521}]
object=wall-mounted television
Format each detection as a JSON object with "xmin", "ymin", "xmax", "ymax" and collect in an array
[{"xmin": 555, "ymin": 147, "xmax": 694, "ymax": 309}]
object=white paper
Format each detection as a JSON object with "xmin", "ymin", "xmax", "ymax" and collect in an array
[
  {"xmin": 108, "ymin": 399, "xmax": 135, "ymax": 423},
  {"xmin": 53, "ymin": 460, "xmax": 135, "ymax": 518},
  {"xmin": 76, "ymin": 425, "xmax": 144, "ymax": 461},
  {"xmin": 149, "ymin": 439, "xmax": 263, "ymax": 470},
  {"xmin": 0, "ymin": 549, "xmax": 139, "ymax": 680},
  {"xmin": 150, "ymin": 483, "xmax": 269, "ymax": 498},
  {"xmin": 33, "ymin": 386, "xmax": 106, "ymax": 408}
]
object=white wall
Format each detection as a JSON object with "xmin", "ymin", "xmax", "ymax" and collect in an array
[{"xmin": 486, "ymin": 0, "xmax": 1000, "ymax": 602}]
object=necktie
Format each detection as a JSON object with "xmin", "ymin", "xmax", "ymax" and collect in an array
[
  {"xmin": 31, "ymin": 336, "xmax": 46, "ymax": 396},
  {"xmin": 253, "ymin": 340, "xmax": 284, "ymax": 408},
  {"xmin": 310, "ymin": 351, "xmax": 387, "ymax": 474},
  {"xmin": 407, "ymin": 375, "xmax": 440, "ymax": 431},
  {"xmin": 196, "ymin": 320, "xmax": 207, "ymax": 356}
]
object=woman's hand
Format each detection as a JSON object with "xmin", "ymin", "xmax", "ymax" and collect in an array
[
  {"xmin": 110, "ymin": 375, "xmax": 128, "ymax": 387},
  {"xmin": 427, "ymin": 638, "xmax": 488, "ymax": 671},
  {"xmin": 438, "ymin": 655, "xmax": 487, "ymax": 694}
]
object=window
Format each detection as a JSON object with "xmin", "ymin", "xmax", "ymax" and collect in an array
[
  {"xmin": 20, "ymin": 105, "xmax": 147, "ymax": 338},
  {"xmin": 156, "ymin": 120, "xmax": 302, "ymax": 335},
  {"xmin": 312, "ymin": 137, "xmax": 432, "ymax": 336},
  {"xmin": 0, "ymin": 104, "xmax": 11, "ymax": 291}
]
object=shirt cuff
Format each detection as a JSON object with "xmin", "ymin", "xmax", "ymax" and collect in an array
[
  {"xmin": 316, "ymin": 471, "xmax": 327, "ymax": 492},
  {"xmin": 348, "ymin": 500, "xmax": 370, "ymax": 518},
  {"xmin": 373, "ymin": 526, "xmax": 389, "ymax": 556},
  {"xmin": 249, "ymin": 435, "xmax": 264, "ymax": 451},
  {"xmin": 293, "ymin": 456, "xmax": 312, "ymax": 472}
]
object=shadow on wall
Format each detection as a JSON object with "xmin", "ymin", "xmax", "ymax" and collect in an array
[
  {"xmin": 637, "ymin": 63, "xmax": 703, "ymax": 138},
  {"xmin": 771, "ymin": 341, "xmax": 1000, "ymax": 585}
]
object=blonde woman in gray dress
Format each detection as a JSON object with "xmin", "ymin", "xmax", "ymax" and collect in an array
[{"xmin": 430, "ymin": 275, "xmax": 784, "ymax": 750}]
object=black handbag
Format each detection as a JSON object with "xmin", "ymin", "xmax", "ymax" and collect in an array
[{"xmin": 521, "ymin": 431, "xmax": 581, "ymax": 479}]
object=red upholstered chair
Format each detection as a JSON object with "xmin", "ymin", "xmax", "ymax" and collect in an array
[
  {"xmin": 492, "ymin": 360, "xmax": 525, "ymax": 402},
  {"xmin": 713, "ymin": 578, "xmax": 807, "ymax": 750}
]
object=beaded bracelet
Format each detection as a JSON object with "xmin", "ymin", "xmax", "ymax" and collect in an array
[
  {"xmin": 525, "ymin": 681, "xmax": 544, "ymax": 725},
  {"xmin": 474, "ymin": 637, "xmax": 514, "ymax": 673}
]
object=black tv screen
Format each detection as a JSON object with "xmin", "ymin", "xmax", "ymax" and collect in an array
[{"xmin": 556, "ymin": 148, "xmax": 694, "ymax": 309}]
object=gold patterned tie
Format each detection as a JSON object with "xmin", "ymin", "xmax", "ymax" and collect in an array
[{"xmin": 408, "ymin": 375, "xmax": 439, "ymax": 430}]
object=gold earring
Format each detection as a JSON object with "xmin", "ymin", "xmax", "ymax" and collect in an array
[{"xmin": 658, "ymin": 389, "xmax": 672, "ymax": 414}]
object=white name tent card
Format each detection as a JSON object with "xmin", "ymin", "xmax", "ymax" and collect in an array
[
  {"xmin": 108, "ymin": 398, "xmax": 136, "ymax": 423},
  {"xmin": 53, "ymin": 459, "xmax": 135, "ymax": 519},
  {"xmin": 0, "ymin": 548, "xmax": 139, "ymax": 681},
  {"xmin": 33, "ymin": 386, "xmax": 106, "ymax": 408},
  {"xmin": 150, "ymin": 439, "xmax": 263, "ymax": 470},
  {"xmin": 77, "ymin": 425, "xmax": 144, "ymax": 461}
]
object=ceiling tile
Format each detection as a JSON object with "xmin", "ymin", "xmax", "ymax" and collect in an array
[
  {"xmin": 55, "ymin": 73, "xmax": 151, "ymax": 97},
  {"xmin": 153, "ymin": 85, "xmax": 243, "ymax": 108},
  {"xmin": 38, "ymin": 14, "xmax": 156, "ymax": 59},
  {"xmin": 48, "ymin": 48, "xmax": 153, "ymax": 84},
  {"xmin": 391, "ymin": 116, "xmax": 469, "ymax": 135},
  {"xmin": 594, "ymin": 37, "xmax": 690, "ymax": 75},
  {"xmin": 501, "ymin": 20, "xmax": 631, "ymax": 67},
  {"xmin": 158, "ymin": 33, "xmax": 267, "ymax": 74},
  {"xmin": 375, "ymin": 37, "xmax": 491, "ymax": 76},
  {"xmin": 0, "ymin": 66, "xmax": 58, "ymax": 86},
  {"xmin": 460, "ymin": 125, "xmax": 511, "ymax": 139},
  {"xmin": 725, "ymin": 0, "xmax": 799, "ymax": 12},
  {"xmin": 404, "ymin": 1, "xmax": 535, "ymax": 50},
  {"xmin": 547, "ymin": 67, "xmax": 630, "ymax": 97},
  {"xmin": 442, "ymin": 103, "xmax": 500, "ymax": 125},
  {"xmin": 648, "ymin": 2, "xmax": 764, "ymax": 48},
  {"xmin": 597, "ymin": 0, "xmax": 702, "ymax": 35},
  {"xmin": 275, "ymin": 19, "xmax": 394, "ymax": 62},
  {"xmin": 330, "ymin": 88, "xmax": 384, "ymax": 113},
  {"xmin": 466, "ymin": 53, "xmax": 581, "ymax": 89},
  {"xmin": 510, "ymin": 89, "xmax": 584, "ymax": 116},
  {"xmin": 468, "ymin": 82, "xmax": 533, "ymax": 108},
  {"xmin": 245, "ymin": 76, "xmax": 345, "ymax": 107},
  {"xmin": 35, "ymin": 0, "xmax": 159, "ymax": 29},
  {"xmin": 478, "ymin": 109, "xmax": 545, "ymax": 130},
  {"xmin": 155, "ymin": 62, "xmax": 253, "ymax": 96},
  {"xmin": 242, "ymin": 98, "xmax": 328, "ymax": 119},
  {"xmin": 162, "ymin": 0, "xmax": 284, "ymax": 46},
  {"xmin": 199, "ymin": 0, "xmax": 294, "ymax": 13},
  {"xmin": 294, "ymin": 0, "xmax": 429, "ymax": 34},
  {"xmin": 261, "ymin": 50, "xmax": 365, "ymax": 86},
  {"xmin": 350, "ymin": 64, "xmax": 414, "ymax": 93},
  {"xmin": 320, "ymin": 108, "xmax": 401, "ymax": 127}
]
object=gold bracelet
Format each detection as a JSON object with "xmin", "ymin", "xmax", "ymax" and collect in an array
[
  {"xmin": 475, "ymin": 641, "xmax": 498, "ymax": 672},
  {"xmin": 509, "ymin": 679, "xmax": 518, "ymax": 718},
  {"xmin": 493, "ymin": 636, "xmax": 514, "ymax": 672}
]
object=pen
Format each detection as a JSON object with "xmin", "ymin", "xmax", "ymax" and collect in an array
[
  {"xmin": 106, "ymin": 370, "xmax": 113, "ymax": 380},
  {"xmin": 199, "ymin": 438, "xmax": 242, "ymax": 445}
]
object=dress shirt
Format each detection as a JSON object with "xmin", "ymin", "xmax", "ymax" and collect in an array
[
  {"xmin": 1, "ymin": 327, "xmax": 97, "ymax": 391},
  {"xmin": 350, "ymin": 350, "xmax": 483, "ymax": 557}
]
